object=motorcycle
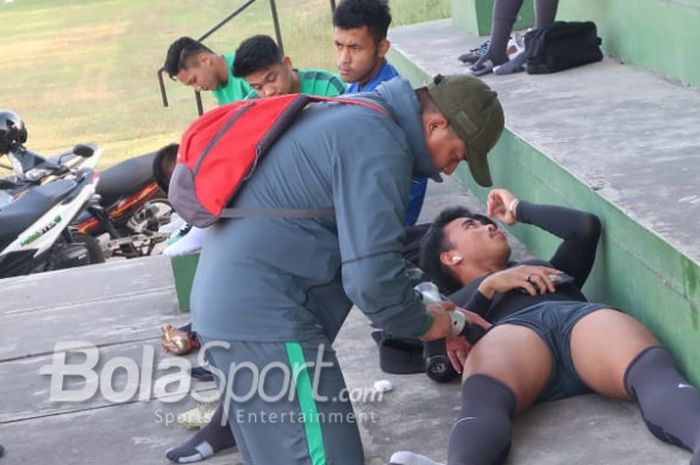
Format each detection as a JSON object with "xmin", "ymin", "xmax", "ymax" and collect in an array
[
  {"xmin": 0, "ymin": 167, "xmax": 104, "ymax": 278},
  {"xmin": 72, "ymin": 151, "xmax": 174, "ymax": 258},
  {"xmin": 1, "ymin": 110, "xmax": 173, "ymax": 260}
]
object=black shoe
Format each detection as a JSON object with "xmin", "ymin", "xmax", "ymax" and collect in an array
[
  {"xmin": 458, "ymin": 40, "xmax": 489, "ymax": 64},
  {"xmin": 190, "ymin": 366, "xmax": 215, "ymax": 382}
]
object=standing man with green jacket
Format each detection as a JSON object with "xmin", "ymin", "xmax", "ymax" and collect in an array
[{"xmin": 189, "ymin": 75, "xmax": 504, "ymax": 465}]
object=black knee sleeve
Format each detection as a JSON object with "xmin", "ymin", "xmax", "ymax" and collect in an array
[
  {"xmin": 447, "ymin": 374, "xmax": 516, "ymax": 465},
  {"xmin": 624, "ymin": 347, "xmax": 700, "ymax": 456}
]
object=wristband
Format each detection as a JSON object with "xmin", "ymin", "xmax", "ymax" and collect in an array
[{"xmin": 508, "ymin": 199, "xmax": 520, "ymax": 217}]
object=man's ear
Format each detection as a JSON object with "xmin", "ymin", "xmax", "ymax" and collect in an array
[
  {"xmin": 282, "ymin": 56, "xmax": 293, "ymax": 70},
  {"xmin": 377, "ymin": 38, "xmax": 390, "ymax": 58},
  {"xmin": 198, "ymin": 52, "xmax": 212, "ymax": 67},
  {"xmin": 440, "ymin": 251, "xmax": 460, "ymax": 267},
  {"xmin": 422, "ymin": 112, "xmax": 450, "ymax": 139}
]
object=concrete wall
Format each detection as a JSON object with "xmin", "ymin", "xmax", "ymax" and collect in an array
[
  {"xmin": 557, "ymin": 0, "xmax": 700, "ymax": 88},
  {"xmin": 451, "ymin": 0, "xmax": 534, "ymax": 36}
]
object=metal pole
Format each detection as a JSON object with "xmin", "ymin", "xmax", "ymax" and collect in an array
[
  {"xmin": 195, "ymin": 91, "xmax": 204, "ymax": 116},
  {"xmin": 199, "ymin": 0, "xmax": 258, "ymax": 41},
  {"xmin": 157, "ymin": 0, "xmax": 261, "ymax": 111},
  {"xmin": 269, "ymin": 0, "xmax": 284, "ymax": 55},
  {"xmin": 158, "ymin": 69, "xmax": 169, "ymax": 107},
  {"xmin": 330, "ymin": 0, "xmax": 337, "ymax": 13}
]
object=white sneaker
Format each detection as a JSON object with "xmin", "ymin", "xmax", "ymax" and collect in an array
[
  {"xmin": 389, "ymin": 451, "xmax": 444, "ymax": 465},
  {"xmin": 163, "ymin": 226, "xmax": 207, "ymax": 256}
]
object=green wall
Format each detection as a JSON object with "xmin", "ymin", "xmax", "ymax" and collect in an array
[
  {"xmin": 171, "ymin": 253, "xmax": 199, "ymax": 312},
  {"xmin": 557, "ymin": 0, "xmax": 700, "ymax": 87},
  {"xmin": 451, "ymin": 0, "xmax": 534, "ymax": 36}
]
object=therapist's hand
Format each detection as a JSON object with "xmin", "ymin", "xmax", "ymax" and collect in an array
[{"xmin": 420, "ymin": 302, "xmax": 455, "ymax": 342}]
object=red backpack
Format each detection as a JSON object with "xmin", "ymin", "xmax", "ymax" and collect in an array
[{"xmin": 169, "ymin": 94, "xmax": 388, "ymax": 227}]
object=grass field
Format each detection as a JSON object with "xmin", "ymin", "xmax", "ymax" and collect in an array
[{"xmin": 0, "ymin": 0, "xmax": 449, "ymax": 170}]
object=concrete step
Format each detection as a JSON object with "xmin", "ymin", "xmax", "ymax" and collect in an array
[
  {"xmin": 0, "ymin": 222, "xmax": 691, "ymax": 463},
  {"xmin": 448, "ymin": 0, "xmax": 700, "ymax": 87},
  {"xmin": 388, "ymin": 19, "xmax": 700, "ymax": 385}
]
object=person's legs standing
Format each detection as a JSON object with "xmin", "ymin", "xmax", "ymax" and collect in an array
[
  {"xmin": 468, "ymin": 0, "xmax": 525, "ymax": 75},
  {"xmin": 535, "ymin": 0, "xmax": 559, "ymax": 28},
  {"xmin": 202, "ymin": 336, "xmax": 364, "ymax": 465},
  {"xmin": 493, "ymin": 0, "xmax": 560, "ymax": 75}
]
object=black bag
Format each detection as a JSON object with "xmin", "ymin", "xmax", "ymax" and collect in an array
[{"xmin": 525, "ymin": 21, "xmax": 603, "ymax": 74}]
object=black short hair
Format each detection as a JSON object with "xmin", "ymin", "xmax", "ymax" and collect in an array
[
  {"xmin": 152, "ymin": 143, "xmax": 179, "ymax": 193},
  {"xmin": 419, "ymin": 207, "xmax": 495, "ymax": 293},
  {"xmin": 232, "ymin": 35, "xmax": 283, "ymax": 78},
  {"xmin": 332, "ymin": 0, "xmax": 391, "ymax": 43},
  {"xmin": 164, "ymin": 37, "xmax": 213, "ymax": 79}
]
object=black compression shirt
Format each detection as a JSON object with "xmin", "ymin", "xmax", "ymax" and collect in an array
[{"xmin": 448, "ymin": 201, "xmax": 601, "ymax": 323}]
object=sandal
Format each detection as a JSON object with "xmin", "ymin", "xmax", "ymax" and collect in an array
[{"xmin": 161, "ymin": 324, "xmax": 200, "ymax": 355}]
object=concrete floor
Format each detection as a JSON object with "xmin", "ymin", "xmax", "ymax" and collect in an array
[{"xmin": 0, "ymin": 177, "xmax": 691, "ymax": 465}]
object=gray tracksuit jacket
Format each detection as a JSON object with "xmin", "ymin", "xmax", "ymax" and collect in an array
[{"xmin": 190, "ymin": 77, "xmax": 442, "ymax": 343}]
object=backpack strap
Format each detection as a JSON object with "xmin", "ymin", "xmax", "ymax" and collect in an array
[
  {"xmin": 308, "ymin": 95, "xmax": 390, "ymax": 117},
  {"xmin": 221, "ymin": 94, "xmax": 390, "ymax": 221},
  {"xmin": 220, "ymin": 207, "xmax": 336, "ymax": 219}
]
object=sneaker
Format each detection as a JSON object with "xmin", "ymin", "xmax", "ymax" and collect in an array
[
  {"xmin": 389, "ymin": 451, "xmax": 444, "ymax": 465},
  {"xmin": 166, "ymin": 222, "xmax": 192, "ymax": 246},
  {"xmin": 163, "ymin": 225, "xmax": 206, "ymax": 256},
  {"xmin": 458, "ymin": 40, "xmax": 490, "ymax": 64},
  {"xmin": 177, "ymin": 401, "xmax": 220, "ymax": 429}
]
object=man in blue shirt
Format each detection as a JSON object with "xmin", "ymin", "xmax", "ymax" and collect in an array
[{"xmin": 333, "ymin": 0, "xmax": 427, "ymax": 225}]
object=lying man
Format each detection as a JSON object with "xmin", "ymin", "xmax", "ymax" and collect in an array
[{"xmin": 390, "ymin": 188, "xmax": 700, "ymax": 465}]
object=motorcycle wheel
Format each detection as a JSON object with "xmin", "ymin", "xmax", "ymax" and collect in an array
[
  {"xmin": 120, "ymin": 194, "xmax": 173, "ymax": 256},
  {"xmin": 71, "ymin": 232, "xmax": 105, "ymax": 264},
  {"xmin": 125, "ymin": 193, "xmax": 174, "ymax": 233}
]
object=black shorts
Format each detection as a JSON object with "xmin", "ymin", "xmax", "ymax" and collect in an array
[{"xmin": 497, "ymin": 300, "xmax": 612, "ymax": 402}]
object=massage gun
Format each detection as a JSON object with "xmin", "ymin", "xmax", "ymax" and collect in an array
[
  {"xmin": 414, "ymin": 282, "xmax": 487, "ymax": 344},
  {"xmin": 415, "ymin": 282, "xmax": 487, "ymax": 383}
]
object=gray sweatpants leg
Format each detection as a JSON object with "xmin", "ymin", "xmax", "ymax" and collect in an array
[{"xmin": 200, "ymin": 336, "xmax": 364, "ymax": 465}]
